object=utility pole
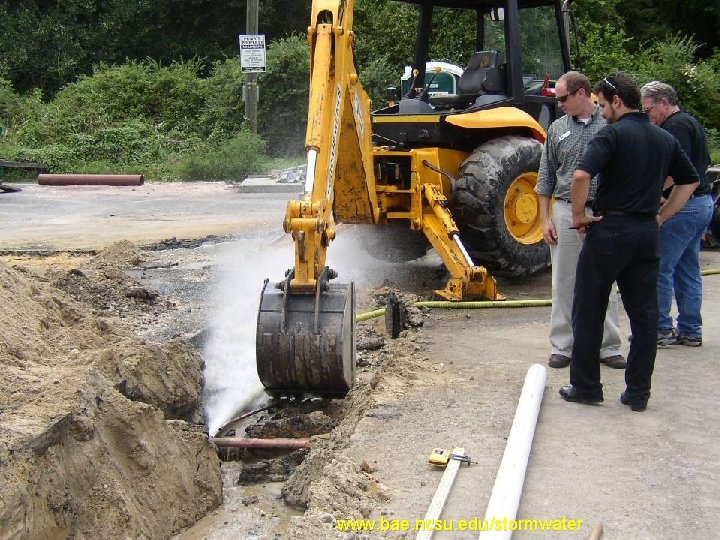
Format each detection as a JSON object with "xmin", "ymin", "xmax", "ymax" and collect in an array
[{"xmin": 244, "ymin": 0, "xmax": 260, "ymax": 134}]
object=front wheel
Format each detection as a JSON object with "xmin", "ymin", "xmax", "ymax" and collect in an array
[{"xmin": 448, "ymin": 135, "xmax": 549, "ymax": 276}]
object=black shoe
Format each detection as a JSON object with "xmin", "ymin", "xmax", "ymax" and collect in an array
[
  {"xmin": 548, "ymin": 354, "xmax": 571, "ymax": 368},
  {"xmin": 600, "ymin": 354, "xmax": 626, "ymax": 369},
  {"xmin": 657, "ymin": 328, "xmax": 678, "ymax": 346},
  {"xmin": 559, "ymin": 385, "xmax": 603, "ymax": 403},
  {"xmin": 676, "ymin": 334, "xmax": 702, "ymax": 347},
  {"xmin": 620, "ymin": 390, "xmax": 649, "ymax": 412}
]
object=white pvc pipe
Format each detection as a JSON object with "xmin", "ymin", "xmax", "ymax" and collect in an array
[{"xmin": 478, "ymin": 363, "xmax": 547, "ymax": 540}]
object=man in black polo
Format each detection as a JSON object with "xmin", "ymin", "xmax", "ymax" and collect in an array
[{"xmin": 559, "ymin": 72, "xmax": 699, "ymax": 412}]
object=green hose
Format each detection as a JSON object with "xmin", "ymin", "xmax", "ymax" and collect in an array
[{"xmin": 701, "ymin": 268, "xmax": 720, "ymax": 276}]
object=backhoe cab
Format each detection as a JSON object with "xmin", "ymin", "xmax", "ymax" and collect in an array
[{"xmin": 256, "ymin": 0, "xmax": 572, "ymax": 397}]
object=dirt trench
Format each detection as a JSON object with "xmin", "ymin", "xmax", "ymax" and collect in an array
[
  {"xmin": 0, "ymin": 240, "xmax": 430, "ymax": 540},
  {"xmin": 0, "ymin": 242, "xmax": 222, "ymax": 539}
]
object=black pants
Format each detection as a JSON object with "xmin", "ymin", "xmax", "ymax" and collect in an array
[{"xmin": 571, "ymin": 215, "xmax": 659, "ymax": 399}]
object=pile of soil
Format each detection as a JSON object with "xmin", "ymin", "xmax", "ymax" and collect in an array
[{"xmin": 0, "ymin": 244, "xmax": 222, "ymax": 539}]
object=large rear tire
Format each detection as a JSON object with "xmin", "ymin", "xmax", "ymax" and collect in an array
[{"xmin": 449, "ymin": 135, "xmax": 549, "ymax": 276}]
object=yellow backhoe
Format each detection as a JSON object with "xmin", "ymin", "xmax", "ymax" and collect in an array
[{"xmin": 257, "ymin": 0, "xmax": 573, "ymax": 397}]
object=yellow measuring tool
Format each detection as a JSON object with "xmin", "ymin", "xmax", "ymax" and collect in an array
[{"xmin": 429, "ymin": 447, "xmax": 475, "ymax": 467}]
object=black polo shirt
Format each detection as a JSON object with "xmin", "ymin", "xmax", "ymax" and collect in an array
[
  {"xmin": 578, "ymin": 112, "xmax": 698, "ymax": 215},
  {"xmin": 662, "ymin": 110, "xmax": 711, "ymax": 196}
]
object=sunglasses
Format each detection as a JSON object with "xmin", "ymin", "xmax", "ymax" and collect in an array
[{"xmin": 556, "ymin": 90, "xmax": 577, "ymax": 103}]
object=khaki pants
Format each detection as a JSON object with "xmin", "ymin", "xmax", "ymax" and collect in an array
[{"xmin": 549, "ymin": 200, "xmax": 622, "ymax": 358}]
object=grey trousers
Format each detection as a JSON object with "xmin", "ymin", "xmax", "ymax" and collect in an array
[{"xmin": 549, "ymin": 200, "xmax": 622, "ymax": 358}]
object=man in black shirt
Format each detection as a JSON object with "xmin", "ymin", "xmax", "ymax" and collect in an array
[
  {"xmin": 640, "ymin": 81, "xmax": 714, "ymax": 348},
  {"xmin": 559, "ymin": 72, "xmax": 699, "ymax": 412}
]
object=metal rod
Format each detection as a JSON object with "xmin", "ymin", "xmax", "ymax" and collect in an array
[
  {"xmin": 305, "ymin": 149, "xmax": 318, "ymax": 194},
  {"xmin": 453, "ymin": 235, "xmax": 475, "ymax": 267},
  {"xmin": 210, "ymin": 437, "xmax": 310, "ymax": 449}
]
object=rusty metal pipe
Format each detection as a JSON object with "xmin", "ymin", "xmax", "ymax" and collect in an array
[
  {"xmin": 38, "ymin": 174, "xmax": 144, "ymax": 186},
  {"xmin": 210, "ymin": 437, "xmax": 310, "ymax": 450},
  {"xmin": 215, "ymin": 404, "xmax": 272, "ymax": 437}
]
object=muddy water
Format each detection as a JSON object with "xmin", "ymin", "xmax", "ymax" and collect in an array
[{"xmin": 174, "ymin": 466, "xmax": 304, "ymax": 540}]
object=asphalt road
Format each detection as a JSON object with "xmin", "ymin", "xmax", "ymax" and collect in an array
[{"xmin": 0, "ymin": 182, "xmax": 297, "ymax": 251}]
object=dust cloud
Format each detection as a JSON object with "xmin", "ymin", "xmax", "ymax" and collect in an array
[
  {"xmin": 202, "ymin": 238, "xmax": 292, "ymax": 435},
  {"xmin": 328, "ymin": 225, "xmax": 397, "ymax": 286},
  {"xmin": 201, "ymin": 224, "xmax": 430, "ymax": 435}
]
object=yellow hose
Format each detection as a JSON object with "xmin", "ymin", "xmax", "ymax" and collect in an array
[
  {"xmin": 356, "ymin": 308, "xmax": 386, "ymax": 322},
  {"xmin": 415, "ymin": 299, "xmax": 551, "ymax": 309},
  {"xmin": 357, "ymin": 299, "xmax": 551, "ymax": 321},
  {"xmin": 356, "ymin": 268, "xmax": 720, "ymax": 321}
]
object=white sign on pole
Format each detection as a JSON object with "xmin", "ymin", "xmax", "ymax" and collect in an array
[{"xmin": 239, "ymin": 34, "xmax": 266, "ymax": 73}]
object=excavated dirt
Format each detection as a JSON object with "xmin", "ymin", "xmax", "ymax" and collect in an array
[
  {"xmin": 0, "ymin": 244, "xmax": 222, "ymax": 539},
  {"xmin": 0, "ymin": 235, "xmax": 436, "ymax": 540}
]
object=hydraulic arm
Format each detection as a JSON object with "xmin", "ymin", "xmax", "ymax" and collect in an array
[{"xmin": 256, "ymin": 0, "xmax": 374, "ymax": 397}]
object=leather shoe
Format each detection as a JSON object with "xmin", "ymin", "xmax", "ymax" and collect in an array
[
  {"xmin": 600, "ymin": 354, "xmax": 626, "ymax": 369},
  {"xmin": 559, "ymin": 385, "xmax": 603, "ymax": 403},
  {"xmin": 548, "ymin": 354, "xmax": 571, "ymax": 368},
  {"xmin": 620, "ymin": 390, "xmax": 648, "ymax": 412}
]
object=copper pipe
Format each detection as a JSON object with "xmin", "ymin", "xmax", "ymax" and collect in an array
[
  {"xmin": 38, "ymin": 174, "xmax": 144, "ymax": 186},
  {"xmin": 210, "ymin": 437, "xmax": 310, "ymax": 449}
]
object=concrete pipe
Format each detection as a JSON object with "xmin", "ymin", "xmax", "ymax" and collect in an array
[
  {"xmin": 210, "ymin": 437, "xmax": 310, "ymax": 450},
  {"xmin": 38, "ymin": 174, "xmax": 144, "ymax": 186}
]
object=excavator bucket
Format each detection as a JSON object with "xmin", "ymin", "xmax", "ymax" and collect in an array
[{"xmin": 256, "ymin": 278, "xmax": 355, "ymax": 398}]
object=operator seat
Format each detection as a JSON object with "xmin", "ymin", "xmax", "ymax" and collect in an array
[
  {"xmin": 421, "ymin": 50, "xmax": 507, "ymax": 110},
  {"xmin": 397, "ymin": 50, "xmax": 507, "ymax": 113},
  {"xmin": 458, "ymin": 50, "xmax": 507, "ymax": 106}
]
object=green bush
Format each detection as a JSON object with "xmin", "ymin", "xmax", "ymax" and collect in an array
[
  {"xmin": 14, "ymin": 60, "xmax": 209, "ymax": 146},
  {"xmin": 258, "ymin": 35, "xmax": 310, "ymax": 157},
  {"xmin": 0, "ymin": 78, "xmax": 43, "ymax": 136},
  {"xmin": 358, "ymin": 55, "xmax": 398, "ymax": 110},
  {"xmin": 199, "ymin": 59, "xmax": 246, "ymax": 139},
  {"xmin": 631, "ymin": 35, "xmax": 720, "ymax": 131},
  {"xmin": 574, "ymin": 20, "xmax": 720, "ymax": 136},
  {"xmin": 573, "ymin": 21, "xmax": 636, "ymax": 83},
  {"xmin": 174, "ymin": 131, "xmax": 269, "ymax": 181},
  {"xmin": 10, "ymin": 120, "xmax": 169, "ymax": 171},
  {"xmin": 707, "ymin": 129, "xmax": 720, "ymax": 165}
]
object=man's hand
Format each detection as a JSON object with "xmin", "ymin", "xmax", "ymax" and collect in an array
[
  {"xmin": 572, "ymin": 213, "xmax": 602, "ymax": 234},
  {"xmin": 542, "ymin": 216, "xmax": 558, "ymax": 245}
]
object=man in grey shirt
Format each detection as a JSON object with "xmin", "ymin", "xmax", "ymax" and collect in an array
[{"xmin": 535, "ymin": 71, "xmax": 625, "ymax": 369}]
